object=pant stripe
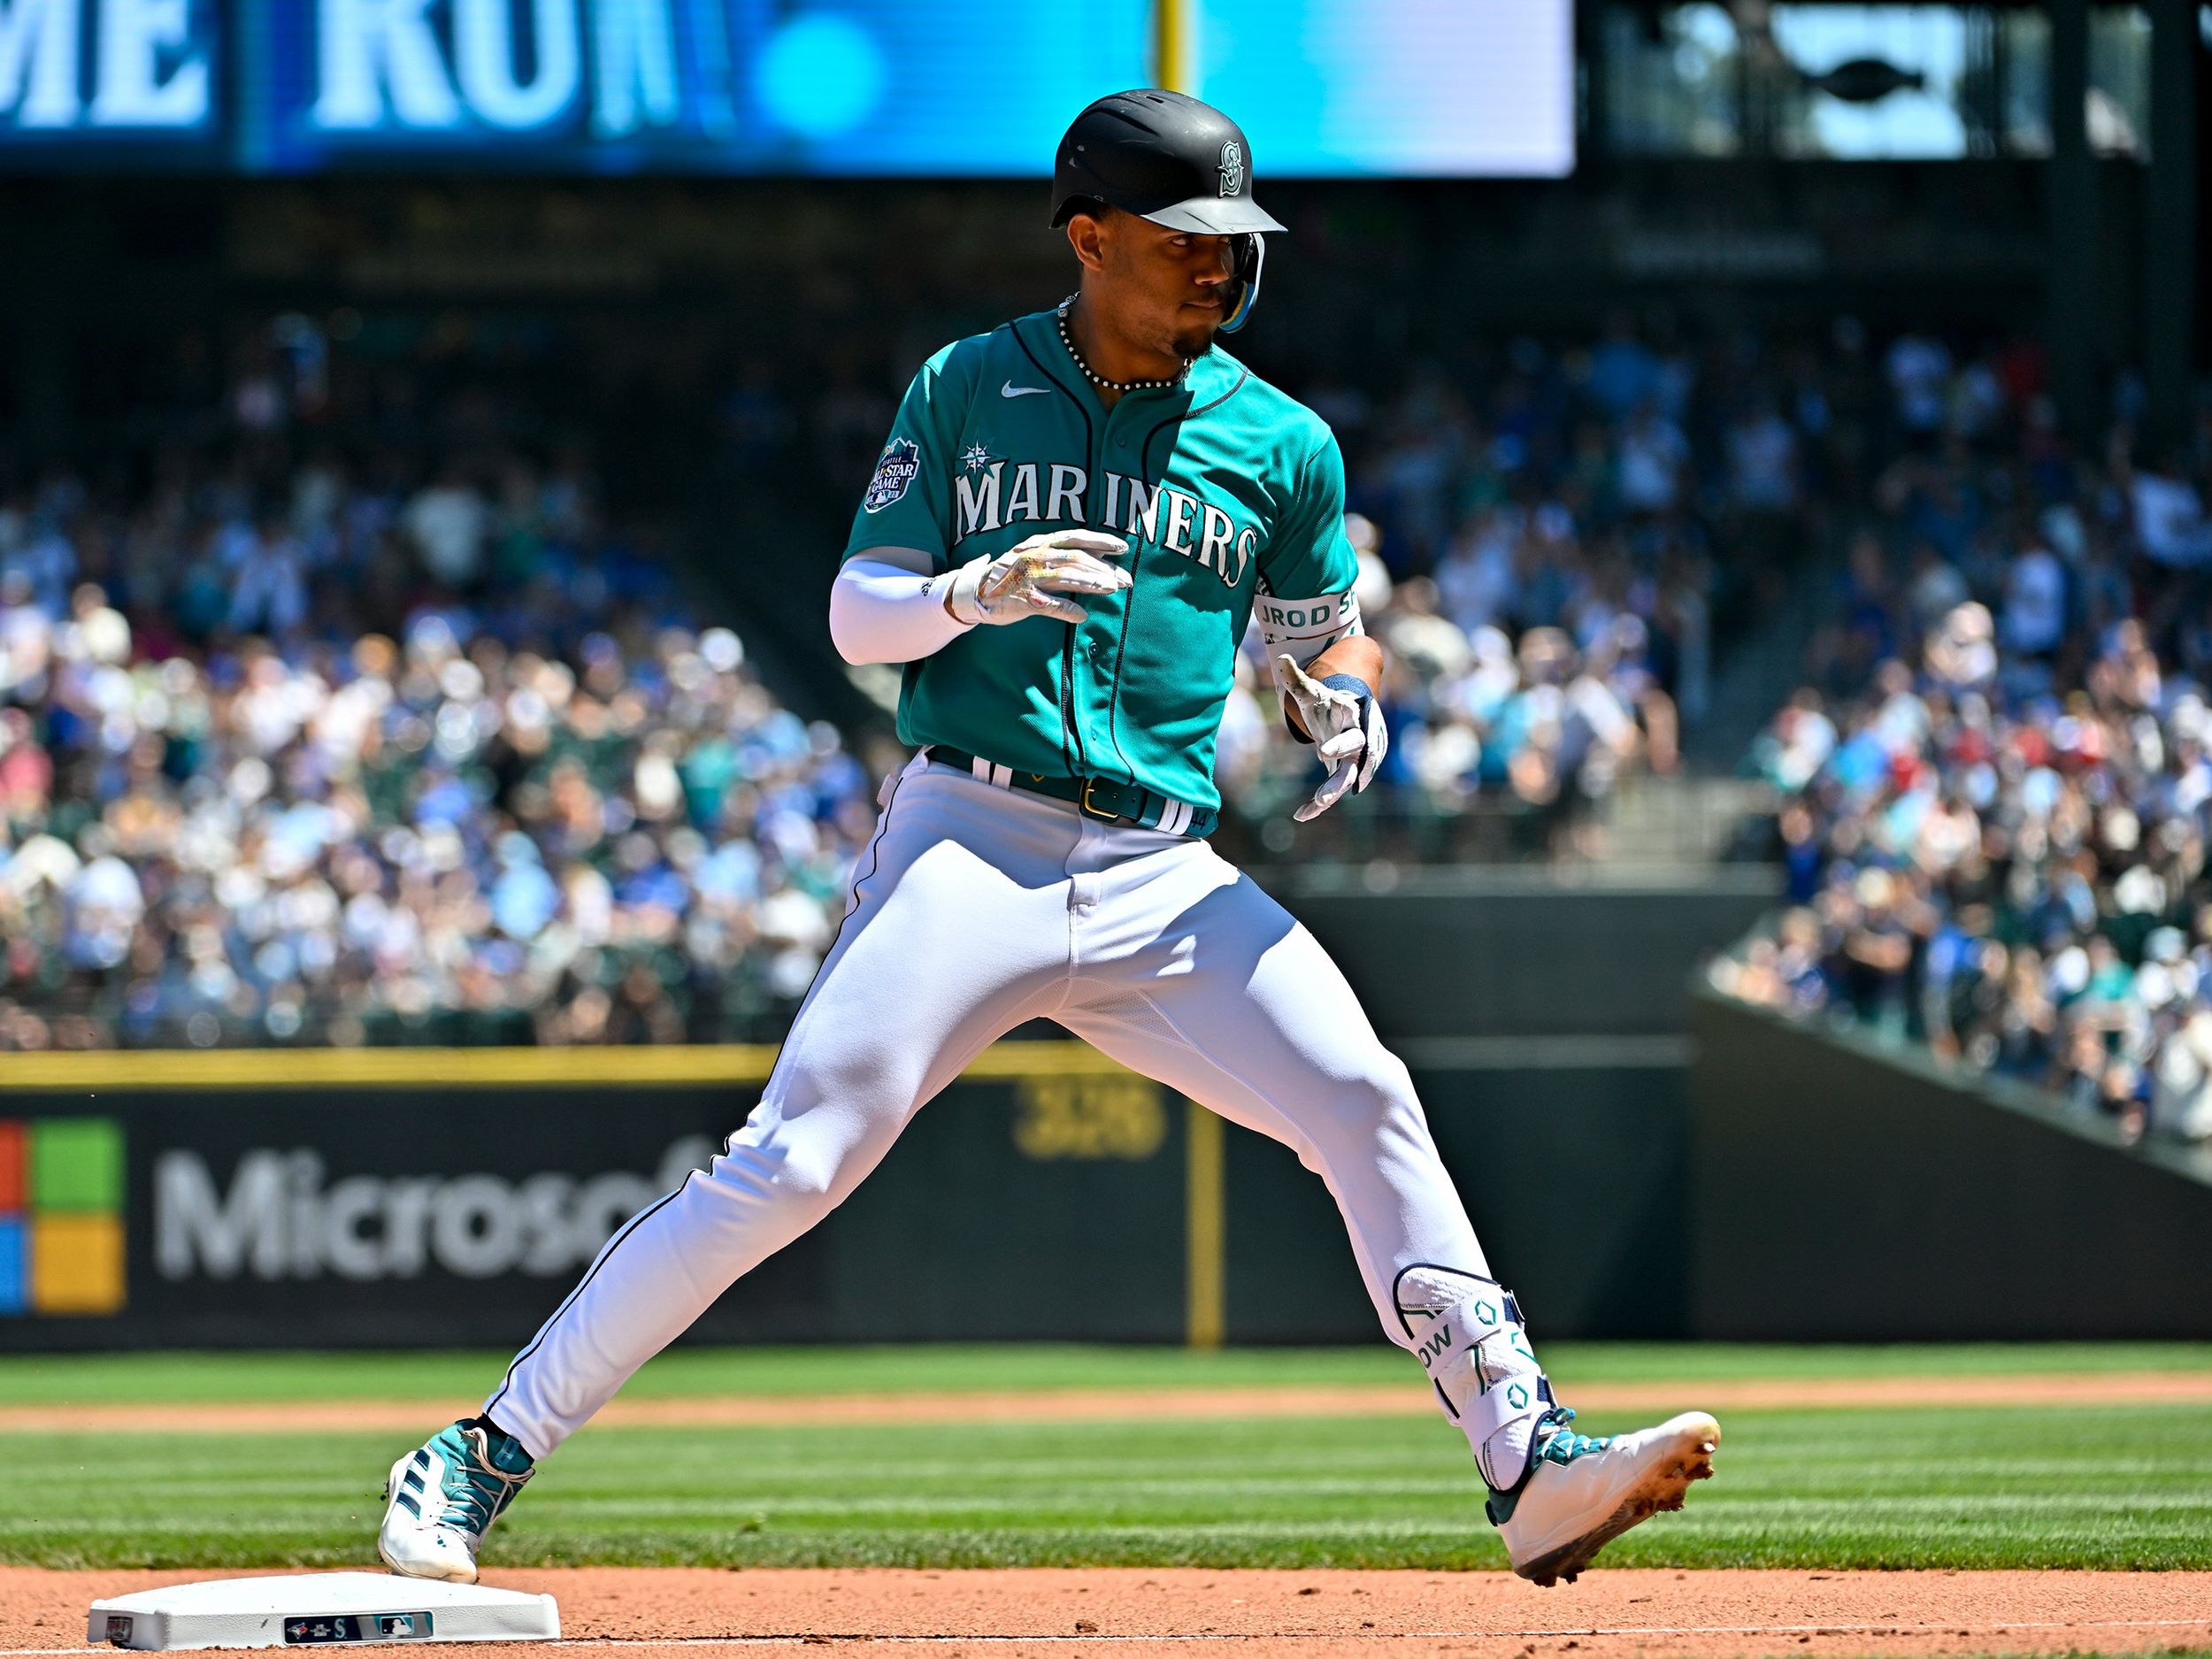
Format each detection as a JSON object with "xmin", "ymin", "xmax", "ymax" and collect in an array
[{"xmin": 480, "ymin": 1180, "xmax": 687, "ymax": 1438}]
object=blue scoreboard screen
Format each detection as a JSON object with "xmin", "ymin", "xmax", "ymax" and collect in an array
[{"xmin": 0, "ymin": 1, "xmax": 1574, "ymax": 177}]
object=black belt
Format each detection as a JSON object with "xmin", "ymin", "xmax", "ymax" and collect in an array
[{"xmin": 927, "ymin": 747, "xmax": 1217, "ymax": 838}]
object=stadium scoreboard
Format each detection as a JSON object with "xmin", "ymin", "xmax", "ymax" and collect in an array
[{"xmin": 0, "ymin": 0, "xmax": 1574, "ymax": 177}]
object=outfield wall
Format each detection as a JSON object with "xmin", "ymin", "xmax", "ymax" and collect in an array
[
  {"xmin": 1264, "ymin": 867, "xmax": 1778, "ymax": 1039},
  {"xmin": 21, "ymin": 990, "xmax": 2204, "ymax": 1348},
  {"xmin": 1, "ymin": 874, "xmax": 1770, "ymax": 1351},
  {"xmin": 1689, "ymin": 989, "xmax": 2212, "ymax": 1340},
  {"xmin": 0, "ymin": 1040, "xmax": 1694, "ymax": 1350}
]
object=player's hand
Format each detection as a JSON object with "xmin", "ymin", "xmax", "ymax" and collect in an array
[
  {"xmin": 1276, "ymin": 653, "xmax": 1387, "ymax": 822},
  {"xmin": 945, "ymin": 532, "xmax": 1131, "ymax": 626}
]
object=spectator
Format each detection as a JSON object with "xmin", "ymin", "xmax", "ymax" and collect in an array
[
  {"xmin": 1724, "ymin": 397, "xmax": 1800, "ymax": 514},
  {"xmin": 1617, "ymin": 401, "xmax": 1692, "ymax": 517},
  {"xmin": 404, "ymin": 464, "xmax": 491, "ymax": 592}
]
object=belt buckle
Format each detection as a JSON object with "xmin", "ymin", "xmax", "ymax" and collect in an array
[{"xmin": 1079, "ymin": 779, "xmax": 1116, "ymax": 822}]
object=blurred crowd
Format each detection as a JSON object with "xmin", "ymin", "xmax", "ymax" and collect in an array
[
  {"xmin": 1217, "ymin": 521, "xmax": 1687, "ymax": 859},
  {"xmin": 9, "ymin": 303, "xmax": 2172, "ymax": 1048},
  {"xmin": 1716, "ymin": 339, "xmax": 2212, "ymax": 1145},
  {"xmin": 0, "ymin": 344, "xmax": 883, "ymax": 1049},
  {"xmin": 1210, "ymin": 317, "xmax": 2055, "ymax": 856},
  {"xmin": 1208, "ymin": 316, "xmax": 1913, "ymax": 855}
]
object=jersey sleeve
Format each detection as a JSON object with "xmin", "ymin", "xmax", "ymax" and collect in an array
[
  {"xmin": 1258, "ymin": 432, "xmax": 1359, "ymax": 600},
  {"xmin": 841, "ymin": 342, "xmax": 974, "ymax": 574}
]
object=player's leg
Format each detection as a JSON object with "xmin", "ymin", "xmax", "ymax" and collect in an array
[
  {"xmin": 1053, "ymin": 842, "xmax": 1481, "ymax": 1333},
  {"xmin": 1056, "ymin": 836, "xmax": 1717, "ymax": 1585},
  {"xmin": 378, "ymin": 759, "xmax": 1076, "ymax": 1580}
]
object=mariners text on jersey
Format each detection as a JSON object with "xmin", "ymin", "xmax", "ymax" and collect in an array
[
  {"xmin": 951, "ymin": 463, "xmax": 1260, "ymax": 591},
  {"xmin": 842, "ymin": 307, "xmax": 1358, "ymax": 819}
]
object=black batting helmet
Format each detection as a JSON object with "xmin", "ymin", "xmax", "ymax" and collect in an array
[{"xmin": 1050, "ymin": 89, "xmax": 1283, "ymax": 334}]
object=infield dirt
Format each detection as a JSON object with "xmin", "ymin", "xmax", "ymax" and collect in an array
[{"xmin": 7, "ymin": 1567, "xmax": 2212, "ymax": 1658}]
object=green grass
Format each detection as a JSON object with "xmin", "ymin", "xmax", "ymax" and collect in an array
[
  {"xmin": 2, "ymin": 1345, "xmax": 2208, "ymax": 1573},
  {"xmin": 3, "ymin": 1340, "xmax": 2208, "ymax": 1405}
]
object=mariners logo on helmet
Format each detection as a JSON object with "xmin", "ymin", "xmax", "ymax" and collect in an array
[{"xmin": 1218, "ymin": 141, "xmax": 1245, "ymax": 198}]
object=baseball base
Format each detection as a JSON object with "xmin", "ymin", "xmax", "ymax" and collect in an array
[{"xmin": 88, "ymin": 1572, "xmax": 558, "ymax": 1650}]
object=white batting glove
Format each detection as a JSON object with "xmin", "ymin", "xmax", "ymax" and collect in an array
[
  {"xmin": 945, "ymin": 531, "xmax": 1131, "ymax": 626},
  {"xmin": 1276, "ymin": 653, "xmax": 1388, "ymax": 822}
]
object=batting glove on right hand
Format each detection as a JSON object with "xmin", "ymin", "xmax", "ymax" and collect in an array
[{"xmin": 945, "ymin": 531, "xmax": 1130, "ymax": 626}]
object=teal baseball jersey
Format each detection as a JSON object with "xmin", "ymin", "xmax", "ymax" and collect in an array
[{"xmin": 842, "ymin": 307, "xmax": 1358, "ymax": 816}]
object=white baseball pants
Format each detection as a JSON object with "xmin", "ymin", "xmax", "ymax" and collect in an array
[{"xmin": 486, "ymin": 754, "xmax": 1491, "ymax": 1457}]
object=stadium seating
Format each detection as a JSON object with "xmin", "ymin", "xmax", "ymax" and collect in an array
[{"xmin": 1716, "ymin": 345, "xmax": 2212, "ymax": 1145}]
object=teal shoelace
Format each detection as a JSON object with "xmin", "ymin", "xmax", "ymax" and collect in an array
[
  {"xmin": 437, "ymin": 1426, "xmax": 533, "ymax": 1534},
  {"xmin": 1483, "ymin": 1407, "xmax": 1615, "ymax": 1525},
  {"xmin": 1531, "ymin": 1407, "xmax": 1613, "ymax": 1467}
]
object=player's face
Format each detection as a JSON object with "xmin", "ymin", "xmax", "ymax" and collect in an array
[{"xmin": 1078, "ymin": 211, "xmax": 1238, "ymax": 362}]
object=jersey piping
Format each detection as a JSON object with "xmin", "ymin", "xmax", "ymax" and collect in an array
[
  {"xmin": 1010, "ymin": 319, "xmax": 1094, "ymax": 777},
  {"xmin": 1110, "ymin": 366, "xmax": 1252, "ymax": 777}
]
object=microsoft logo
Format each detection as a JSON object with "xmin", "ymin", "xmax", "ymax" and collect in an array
[{"xmin": 0, "ymin": 1118, "xmax": 126, "ymax": 1317}]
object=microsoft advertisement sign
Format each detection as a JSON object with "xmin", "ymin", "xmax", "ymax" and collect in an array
[
  {"xmin": 3, "ymin": 1109, "xmax": 723, "ymax": 1326},
  {"xmin": 0, "ymin": 1065, "xmax": 1195, "ymax": 1351},
  {"xmin": 1, "ymin": 1118, "xmax": 127, "ymax": 1317},
  {"xmin": 150, "ymin": 1135, "xmax": 711, "ymax": 1285},
  {"xmin": 0, "ymin": 1092, "xmax": 756, "ymax": 1348}
]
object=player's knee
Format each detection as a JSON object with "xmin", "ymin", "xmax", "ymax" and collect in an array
[
  {"xmin": 1321, "ymin": 1053, "xmax": 1423, "ymax": 1148},
  {"xmin": 770, "ymin": 1150, "xmax": 847, "ymax": 1212},
  {"xmin": 1350, "ymin": 1050, "xmax": 1419, "ymax": 1115},
  {"xmin": 710, "ymin": 1100, "xmax": 889, "ymax": 1219},
  {"xmin": 706, "ymin": 1134, "xmax": 850, "ymax": 1227},
  {"xmin": 783, "ymin": 1046, "xmax": 913, "ymax": 1125}
]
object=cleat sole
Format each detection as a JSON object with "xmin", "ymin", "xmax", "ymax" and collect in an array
[{"xmin": 1511, "ymin": 1414, "xmax": 1720, "ymax": 1588}]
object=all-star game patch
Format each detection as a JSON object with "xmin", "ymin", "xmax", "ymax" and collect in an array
[{"xmin": 863, "ymin": 437, "xmax": 921, "ymax": 512}]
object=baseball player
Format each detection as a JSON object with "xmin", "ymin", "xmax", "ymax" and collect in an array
[{"xmin": 377, "ymin": 90, "xmax": 1718, "ymax": 1592}]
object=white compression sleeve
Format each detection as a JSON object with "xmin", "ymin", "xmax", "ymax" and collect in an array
[{"xmin": 829, "ymin": 557, "xmax": 972, "ymax": 665}]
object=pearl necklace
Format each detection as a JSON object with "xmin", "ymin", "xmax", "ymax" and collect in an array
[{"xmin": 1056, "ymin": 296, "xmax": 1187, "ymax": 394}]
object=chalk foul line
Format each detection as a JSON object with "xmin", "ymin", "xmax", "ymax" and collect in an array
[{"xmin": 11, "ymin": 1617, "xmax": 2212, "ymax": 1653}]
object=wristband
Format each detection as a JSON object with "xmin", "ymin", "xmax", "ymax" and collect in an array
[
  {"xmin": 1320, "ymin": 672, "xmax": 1374, "ymax": 710},
  {"xmin": 1283, "ymin": 672, "xmax": 1374, "ymax": 744}
]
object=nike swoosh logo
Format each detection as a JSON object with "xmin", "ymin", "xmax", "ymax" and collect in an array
[{"xmin": 1001, "ymin": 381, "xmax": 1050, "ymax": 397}]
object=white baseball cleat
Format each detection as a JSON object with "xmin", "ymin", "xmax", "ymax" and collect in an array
[
  {"xmin": 378, "ymin": 1419, "xmax": 535, "ymax": 1584},
  {"xmin": 1389, "ymin": 1268, "xmax": 1719, "ymax": 1589},
  {"xmin": 1493, "ymin": 1409, "xmax": 1720, "ymax": 1587}
]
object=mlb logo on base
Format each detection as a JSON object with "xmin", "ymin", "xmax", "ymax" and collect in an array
[{"xmin": 0, "ymin": 1118, "xmax": 126, "ymax": 1317}]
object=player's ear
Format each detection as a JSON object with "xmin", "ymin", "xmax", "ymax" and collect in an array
[{"xmin": 1064, "ymin": 208, "xmax": 1110, "ymax": 277}]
